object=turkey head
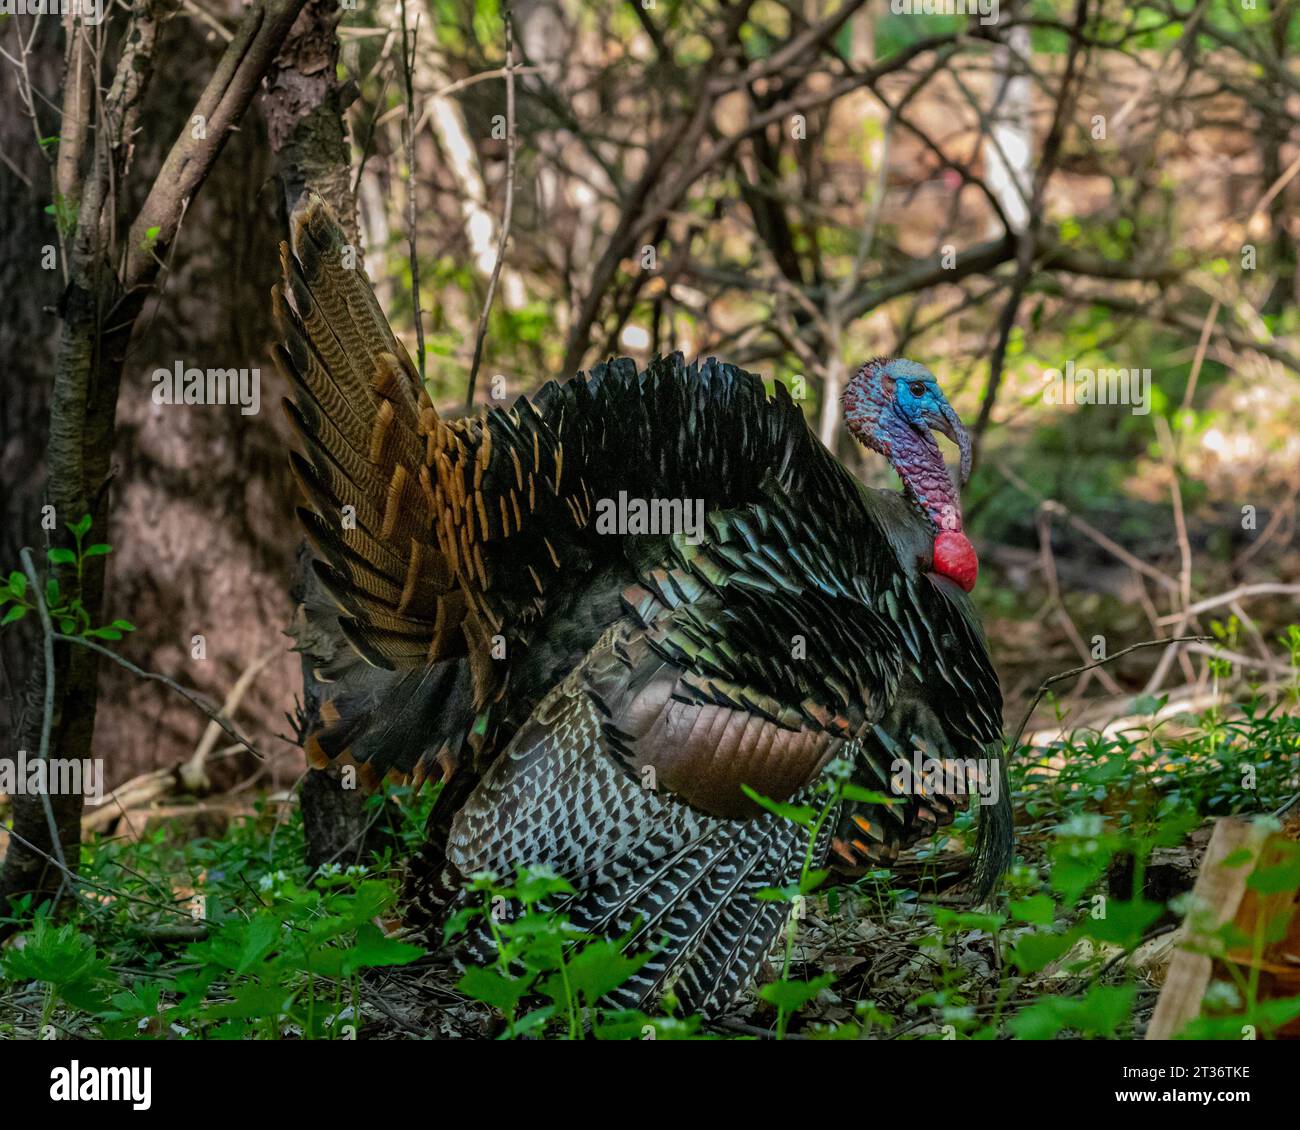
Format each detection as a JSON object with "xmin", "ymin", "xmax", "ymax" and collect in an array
[{"xmin": 841, "ymin": 358, "xmax": 979, "ymax": 592}]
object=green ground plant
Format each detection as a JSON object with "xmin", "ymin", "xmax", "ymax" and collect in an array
[{"xmin": 2, "ymin": 624, "xmax": 1297, "ymax": 1039}]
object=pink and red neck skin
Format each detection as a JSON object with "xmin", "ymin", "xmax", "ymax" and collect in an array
[{"xmin": 841, "ymin": 363, "xmax": 979, "ymax": 592}]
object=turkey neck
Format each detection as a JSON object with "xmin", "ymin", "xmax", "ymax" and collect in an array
[{"xmin": 884, "ymin": 414, "xmax": 964, "ymax": 534}]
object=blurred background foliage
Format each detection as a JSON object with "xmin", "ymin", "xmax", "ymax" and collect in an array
[
  {"xmin": 0, "ymin": 0, "xmax": 1296, "ymax": 783},
  {"xmin": 0, "ymin": 0, "xmax": 1298, "ymax": 1043}
]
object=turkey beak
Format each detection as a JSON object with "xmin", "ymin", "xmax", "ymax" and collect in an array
[{"xmin": 926, "ymin": 396, "xmax": 972, "ymax": 485}]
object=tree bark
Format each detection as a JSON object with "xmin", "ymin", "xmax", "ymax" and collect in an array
[
  {"xmin": 262, "ymin": 0, "xmax": 383, "ymax": 871},
  {"xmin": 0, "ymin": 16, "xmax": 62, "ymax": 814},
  {"xmin": 1, "ymin": 0, "xmax": 310, "ymax": 919},
  {"xmin": 1261, "ymin": 0, "xmax": 1296, "ymax": 316}
]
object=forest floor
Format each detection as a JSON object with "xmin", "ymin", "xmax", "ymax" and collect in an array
[{"xmin": 2, "ymin": 677, "xmax": 1297, "ymax": 1040}]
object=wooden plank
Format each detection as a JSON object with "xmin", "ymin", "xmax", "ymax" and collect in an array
[{"xmin": 1147, "ymin": 814, "xmax": 1300, "ymax": 1039}]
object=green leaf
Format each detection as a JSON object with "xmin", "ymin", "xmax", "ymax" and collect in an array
[
  {"xmin": 201, "ymin": 983, "xmax": 293, "ymax": 1021},
  {"xmin": 1008, "ymin": 929, "xmax": 1077, "ymax": 974},
  {"xmin": 933, "ymin": 909, "xmax": 1006, "ymax": 934},
  {"xmin": 1131, "ymin": 694, "xmax": 1167, "ymax": 717},
  {"xmin": 1049, "ymin": 851, "xmax": 1110, "ymax": 904},
  {"xmin": 1008, "ymin": 996, "xmax": 1069, "ymax": 1040},
  {"xmin": 8, "ymin": 571, "xmax": 26, "ymax": 597},
  {"xmin": 457, "ymin": 965, "xmax": 532, "ymax": 1013},
  {"xmin": 1, "ymin": 918, "xmax": 112, "ymax": 1014},
  {"xmin": 547, "ymin": 939, "xmax": 650, "ymax": 1005},
  {"xmin": 1010, "ymin": 984, "xmax": 1136, "ymax": 1040},
  {"xmin": 507, "ymin": 1006, "xmax": 556, "ymax": 1037},
  {"xmin": 1009, "ymin": 895, "xmax": 1056, "ymax": 926},
  {"xmin": 1247, "ymin": 842, "xmax": 1300, "ymax": 895},
  {"xmin": 758, "ymin": 973, "xmax": 834, "ymax": 1012},
  {"xmin": 840, "ymin": 785, "xmax": 897, "ymax": 806},
  {"xmin": 1178, "ymin": 996, "xmax": 1300, "ymax": 1040},
  {"xmin": 103, "ymin": 981, "xmax": 166, "ymax": 1022},
  {"xmin": 799, "ymin": 868, "xmax": 830, "ymax": 894},
  {"xmin": 83, "ymin": 543, "xmax": 112, "ymax": 558},
  {"xmin": 512, "ymin": 867, "xmax": 575, "ymax": 904},
  {"xmin": 109, "ymin": 619, "xmax": 136, "ymax": 631},
  {"xmin": 1081, "ymin": 898, "xmax": 1164, "ymax": 948},
  {"xmin": 740, "ymin": 784, "xmax": 815, "ymax": 828},
  {"xmin": 339, "ymin": 923, "xmax": 425, "ymax": 975},
  {"xmin": 1084, "ymin": 756, "xmax": 1130, "ymax": 785},
  {"xmin": 69, "ymin": 514, "xmax": 92, "ymax": 538},
  {"xmin": 441, "ymin": 905, "xmax": 480, "ymax": 943},
  {"xmin": 236, "ymin": 915, "xmax": 281, "ymax": 973},
  {"xmin": 47, "ymin": 547, "xmax": 76, "ymax": 566},
  {"xmin": 1, "ymin": 605, "xmax": 27, "ymax": 626}
]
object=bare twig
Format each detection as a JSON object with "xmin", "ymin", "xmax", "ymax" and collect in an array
[
  {"xmin": 973, "ymin": 0, "xmax": 1091, "ymax": 450},
  {"xmin": 1179, "ymin": 299, "xmax": 1220, "ymax": 413},
  {"xmin": 465, "ymin": 9, "xmax": 516, "ymax": 409},
  {"xmin": 1232, "ymin": 494, "xmax": 1295, "ymax": 572},
  {"xmin": 124, "ymin": 0, "xmax": 313, "ymax": 288},
  {"xmin": 1156, "ymin": 583, "xmax": 1300, "ymax": 624},
  {"xmin": 181, "ymin": 646, "xmax": 278, "ymax": 792},
  {"xmin": 51, "ymin": 633, "xmax": 268, "ymax": 761},
  {"xmin": 1142, "ymin": 416, "xmax": 1197, "ymax": 694},
  {"xmin": 1009, "ymin": 636, "xmax": 1211, "ymax": 755},
  {"xmin": 1034, "ymin": 508, "xmax": 1124, "ymax": 697},
  {"xmin": 181, "ymin": 0, "xmax": 236, "ymax": 42},
  {"xmin": 3, "ymin": 826, "xmax": 200, "ymax": 922},
  {"xmin": 995, "ymin": 463, "xmax": 1179, "ymax": 593},
  {"xmin": 18, "ymin": 549, "xmax": 69, "ymax": 881},
  {"xmin": 1184, "ymin": 642, "xmax": 1296, "ymax": 678},
  {"xmin": 399, "ymin": 0, "xmax": 425, "ymax": 381},
  {"xmin": 410, "ymin": 65, "xmax": 540, "ymax": 134}
]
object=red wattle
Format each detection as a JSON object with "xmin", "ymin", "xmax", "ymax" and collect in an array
[{"xmin": 933, "ymin": 530, "xmax": 978, "ymax": 592}]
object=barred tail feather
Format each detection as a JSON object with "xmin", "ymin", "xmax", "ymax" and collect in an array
[
  {"xmin": 277, "ymin": 195, "xmax": 475, "ymax": 785},
  {"xmin": 581, "ymin": 803, "xmax": 823, "ymax": 1014},
  {"xmin": 971, "ymin": 743, "xmax": 1013, "ymax": 899}
]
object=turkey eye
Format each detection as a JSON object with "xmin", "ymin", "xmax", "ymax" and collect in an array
[{"xmin": 909, "ymin": 381, "xmax": 926, "ymax": 397}]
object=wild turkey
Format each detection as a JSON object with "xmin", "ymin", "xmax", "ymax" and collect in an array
[{"xmin": 273, "ymin": 200, "xmax": 1010, "ymax": 1016}]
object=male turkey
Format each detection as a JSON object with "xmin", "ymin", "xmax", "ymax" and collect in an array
[{"xmin": 273, "ymin": 200, "xmax": 1010, "ymax": 1016}]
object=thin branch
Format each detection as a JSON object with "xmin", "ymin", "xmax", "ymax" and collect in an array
[
  {"xmin": 18, "ymin": 549, "xmax": 69, "ymax": 880},
  {"xmin": 123, "ymin": 0, "xmax": 312, "ymax": 289},
  {"xmin": 399, "ymin": 0, "xmax": 426, "ymax": 381},
  {"xmin": 181, "ymin": 0, "xmax": 236, "ymax": 42},
  {"xmin": 1184, "ymin": 643, "xmax": 1296, "ymax": 678},
  {"xmin": 1157, "ymin": 583, "xmax": 1300, "ymax": 624},
  {"xmin": 465, "ymin": 8, "xmax": 516, "ymax": 409},
  {"xmin": 1009, "ymin": 636, "xmax": 1211, "ymax": 755},
  {"xmin": 3, "ymin": 826, "xmax": 201, "ymax": 922},
  {"xmin": 51, "ymin": 633, "xmax": 268, "ymax": 761},
  {"xmin": 973, "ymin": 0, "xmax": 1091, "ymax": 451},
  {"xmin": 995, "ymin": 463, "xmax": 1180, "ymax": 593},
  {"xmin": 1143, "ymin": 416, "xmax": 1196, "ymax": 695},
  {"xmin": 1179, "ymin": 298, "xmax": 1220, "ymax": 413},
  {"xmin": 181, "ymin": 646, "xmax": 278, "ymax": 792}
]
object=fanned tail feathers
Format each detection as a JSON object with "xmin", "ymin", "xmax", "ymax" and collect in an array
[{"xmin": 275, "ymin": 198, "xmax": 472, "ymax": 785}]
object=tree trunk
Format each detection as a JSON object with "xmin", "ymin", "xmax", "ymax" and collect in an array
[
  {"xmin": 262, "ymin": 0, "xmax": 384, "ymax": 871},
  {"xmin": 0, "ymin": 17, "xmax": 64, "ymax": 900},
  {"xmin": 0, "ymin": 0, "xmax": 310, "ymax": 920},
  {"xmin": 1261, "ymin": 0, "xmax": 1296, "ymax": 316}
]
